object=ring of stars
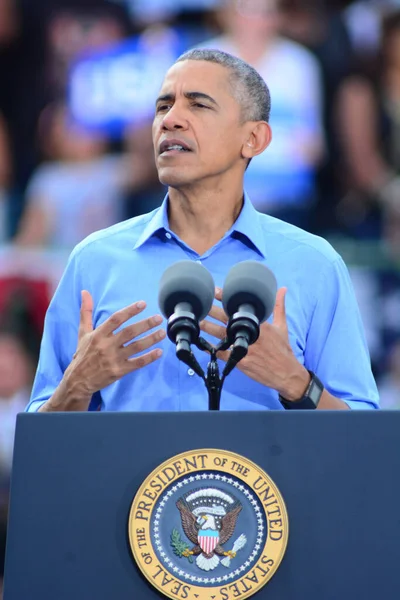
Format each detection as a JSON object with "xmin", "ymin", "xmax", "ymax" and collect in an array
[{"xmin": 152, "ymin": 473, "xmax": 266, "ymax": 585}]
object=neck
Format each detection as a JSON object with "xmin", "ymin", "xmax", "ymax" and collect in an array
[
  {"xmin": 233, "ymin": 35, "xmax": 275, "ymax": 65},
  {"xmin": 168, "ymin": 181, "xmax": 245, "ymax": 255}
]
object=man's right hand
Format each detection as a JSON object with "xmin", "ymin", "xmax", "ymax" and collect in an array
[{"xmin": 40, "ymin": 290, "xmax": 166, "ymax": 412}]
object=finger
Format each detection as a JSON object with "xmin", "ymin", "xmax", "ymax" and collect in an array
[
  {"xmin": 215, "ymin": 287, "xmax": 223, "ymax": 302},
  {"xmin": 208, "ymin": 304, "xmax": 228, "ymax": 324},
  {"xmin": 200, "ymin": 319, "xmax": 226, "ymax": 341},
  {"xmin": 78, "ymin": 290, "xmax": 94, "ymax": 341},
  {"xmin": 116, "ymin": 314, "xmax": 164, "ymax": 346},
  {"xmin": 122, "ymin": 328, "xmax": 166, "ymax": 358},
  {"xmin": 98, "ymin": 301, "xmax": 147, "ymax": 336},
  {"xmin": 216, "ymin": 349, "xmax": 230, "ymax": 363},
  {"xmin": 127, "ymin": 348, "xmax": 163, "ymax": 371},
  {"xmin": 273, "ymin": 287, "xmax": 288, "ymax": 330}
]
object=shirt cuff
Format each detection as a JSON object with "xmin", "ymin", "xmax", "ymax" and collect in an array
[
  {"xmin": 343, "ymin": 400, "xmax": 379, "ymax": 410},
  {"xmin": 25, "ymin": 400, "xmax": 47, "ymax": 413}
]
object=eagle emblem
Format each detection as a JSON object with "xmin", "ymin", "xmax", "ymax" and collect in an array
[{"xmin": 174, "ymin": 487, "xmax": 247, "ymax": 571}]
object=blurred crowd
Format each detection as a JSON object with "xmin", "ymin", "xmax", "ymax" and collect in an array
[{"xmin": 1, "ymin": 0, "xmax": 400, "ymax": 590}]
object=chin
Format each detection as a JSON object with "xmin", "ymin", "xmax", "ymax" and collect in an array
[{"xmin": 157, "ymin": 167, "xmax": 194, "ymax": 188}]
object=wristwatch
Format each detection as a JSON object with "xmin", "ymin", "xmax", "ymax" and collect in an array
[{"xmin": 279, "ymin": 371, "xmax": 324, "ymax": 410}]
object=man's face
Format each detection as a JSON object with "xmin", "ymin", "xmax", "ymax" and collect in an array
[
  {"xmin": 152, "ymin": 60, "xmax": 251, "ymax": 188},
  {"xmin": 221, "ymin": 0, "xmax": 280, "ymax": 40}
]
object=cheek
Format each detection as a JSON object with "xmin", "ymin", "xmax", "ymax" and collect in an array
[
  {"xmin": 203, "ymin": 131, "xmax": 242, "ymax": 162},
  {"xmin": 152, "ymin": 121, "xmax": 160, "ymax": 144}
]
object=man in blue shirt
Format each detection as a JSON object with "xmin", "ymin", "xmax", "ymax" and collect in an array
[{"xmin": 27, "ymin": 49, "xmax": 379, "ymax": 413}]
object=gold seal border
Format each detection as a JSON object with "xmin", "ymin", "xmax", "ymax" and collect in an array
[{"xmin": 128, "ymin": 449, "xmax": 289, "ymax": 600}]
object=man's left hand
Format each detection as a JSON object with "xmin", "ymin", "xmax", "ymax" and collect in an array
[{"xmin": 200, "ymin": 287, "xmax": 311, "ymax": 401}]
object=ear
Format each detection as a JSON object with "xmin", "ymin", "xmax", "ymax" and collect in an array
[{"xmin": 241, "ymin": 122, "xmax": 272, "ymax": 160}]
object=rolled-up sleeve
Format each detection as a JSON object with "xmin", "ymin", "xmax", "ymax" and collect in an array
[
  {"xmin": 25, "ymin": 247, "xmax": 84, "ymax": 412},
  {"xmin": 304, "ymin": 256, "xmax": 379, "ymax": 409}
]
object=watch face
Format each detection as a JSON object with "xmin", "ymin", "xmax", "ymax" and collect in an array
[
  {"xmin": 279, "ymin": 373, "xmax": 324, "ymax": 409},
  {"xmin": 308, "ymin": 376, "xmax": 324, "ymax": 407}
]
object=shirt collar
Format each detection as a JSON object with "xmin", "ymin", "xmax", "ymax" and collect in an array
[
  {"xmin": 133, "ymin": 191, "xmax": 266, "ymax": 258},
  {"xmin": 230, "ymin": 191, "xmax": 266, "ymax": 258},
  {"xmin": 133, "ymin": 194, "xmax": 170, "ymax": 250}
]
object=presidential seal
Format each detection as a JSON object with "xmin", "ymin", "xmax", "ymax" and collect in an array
[{"xmin": 128, "ymin": 449, "xmax": 288, "ymax": 600}]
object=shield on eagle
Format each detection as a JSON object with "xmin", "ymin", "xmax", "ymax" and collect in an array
[
  {"xmin": 198, "ymin": 529, "xmax": 219, "ymax": 554},
  {"xmin": 174, "ymin": 487, "xmax": 247, "ymax": 571}
]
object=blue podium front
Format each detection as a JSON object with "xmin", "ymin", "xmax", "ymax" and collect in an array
[{"xmin": 3, "ymin": 411, "xmax": 400, "ymax": 599}]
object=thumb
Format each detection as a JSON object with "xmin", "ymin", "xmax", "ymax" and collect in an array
[
  {"xmin": 272, "ymin": 287, "xmax": 288, "ymax": 333},
  {"xmin": 79, "ymin": 290, "xmax": 94, "ymax": 340}
]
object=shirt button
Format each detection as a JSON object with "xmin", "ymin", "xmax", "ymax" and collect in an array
[
  {"xmin": 165, "ymin": 232, "xmax": 172, "ymax": 239},
  {"xmin": 188, "ymin": 369, "xmax": 195, "ymax": 376}
]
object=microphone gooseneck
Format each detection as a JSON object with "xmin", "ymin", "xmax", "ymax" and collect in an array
[
  {"xmin": 158, "ymin": 260, "xmax": 215, "ymax": 378},
  {"xmin": 158, "ymin": 260, "xmax": 278, "ymax": 410},
  {"xmin": 221, "ymin": 261, "xmax": 277, "ymax": 378}
]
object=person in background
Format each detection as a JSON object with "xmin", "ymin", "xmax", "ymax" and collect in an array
[
  {"xmin": 0, "ymin": 1, "xmax": 132, "ymax": 239},
  {"xmin": 0, "ymin": 328, "xmax": 34, "ymax": 597},
  {"xmin": 335, "ymin": 10, "xmax": 400, "ymax": 242},
  {"xmin": 14, "ymin": 103, "xmax": 156, "ymax": 250},
  {"xmin": 0, "ymin": 284, "xmax": 40, "ymax": 471},
  {"xmin": 44, "ymin": 4, "xmax": 130, "ymax": 100},
  {"xmin": 0, "ymin": 319, "xmax": 38, "ymax": 595},
  {"xmin": 279, "ymin": 0, "xmax": 354, "ymax": 235},
  {"xmin": 198, "ymin": 0, "xmax": 325, "ymax": 229},
  {"xmin": 0, "ymin": 330, "xmax": 33, "ymax": 473},
  {"xmin": 343, "ymin": 0, "xmax": 400, "ymax": 62}
]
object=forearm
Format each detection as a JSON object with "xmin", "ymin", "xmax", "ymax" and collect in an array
[{"xmin": 316, "ymin": 389, "xmax": 349, "ymax": 410}]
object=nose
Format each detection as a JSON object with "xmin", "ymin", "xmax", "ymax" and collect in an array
[{"xmin": 161, "ymin": 104, "xmax": 188, "ymax": 132}]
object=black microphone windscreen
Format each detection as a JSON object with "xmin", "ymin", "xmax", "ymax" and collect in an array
[
  {"xmin": 222, "ymin": 261, "xmax": 277, "ymax": 322},
  {"xmin": 158, "ymin": 260, "xmax": 215, "ymax": 320}
]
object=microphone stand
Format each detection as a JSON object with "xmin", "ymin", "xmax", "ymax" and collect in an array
[
  {"xmin": 196, "ymin": 336, "xmax": 247, "ymax": 411},
  {"xmin": 174, "ymin": 329, "xmax": 255, "ymax": 412},
  {"xmin": 206, "ymin": 348, "xmax": 221, "ymax": 412},
  {"xmin": 195, "ymin": 338, "xmax": 222, "ymax": 411}
]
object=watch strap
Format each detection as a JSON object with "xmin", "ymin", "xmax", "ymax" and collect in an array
[{"xmin": 279, "ymin": 370, "xmax": 324, "ymax": 410}]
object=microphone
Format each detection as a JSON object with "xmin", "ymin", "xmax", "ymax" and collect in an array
[
  {"xmin": 221, "ymin": 261, "xmax": 277, "ymax": 376},
  {"xmin": 158, "ymin": 260, "xmax": 215, "ymax": 373}
]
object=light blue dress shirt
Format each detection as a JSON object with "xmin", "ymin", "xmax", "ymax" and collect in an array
[{"xmin": 27, "ymin": 193, "xmax": 379, "ymax": 412}]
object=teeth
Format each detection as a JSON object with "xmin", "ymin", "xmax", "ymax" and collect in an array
[{"xmin": 166, "ymin": 144, "xmax": 186, "ymax": 151}]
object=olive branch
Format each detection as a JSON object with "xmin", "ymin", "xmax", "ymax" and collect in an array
[{"xmin": 170, "ymin": 529, "xmax": 193, "ymax": 563}]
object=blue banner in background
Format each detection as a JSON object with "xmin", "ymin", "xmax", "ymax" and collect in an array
[
  {"xmin": 128, "ymin": 0, "xmax": 220, "ymax": 21},
  {"xmin": 68, "ymin": 28, "xmax": 190, "ymax": 137}
]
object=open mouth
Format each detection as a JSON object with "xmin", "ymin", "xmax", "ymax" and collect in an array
[{"xmin": 159, "ymin": 140, "xmax": 192, "ymax": 155}]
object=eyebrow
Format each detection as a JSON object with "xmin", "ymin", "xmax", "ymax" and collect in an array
[{"xmin": 155, "ymin": 91, "xmax": 219, "ymax": 107}]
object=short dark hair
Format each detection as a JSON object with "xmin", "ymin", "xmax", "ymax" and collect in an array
[{"xmin": 174, "ymin": 48, "xmax": 271, "ymax": 123}]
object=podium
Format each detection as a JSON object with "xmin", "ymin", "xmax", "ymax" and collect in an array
[{"xmin": 3, "ymin": 410, "xmax": 400, "ymax": 599}]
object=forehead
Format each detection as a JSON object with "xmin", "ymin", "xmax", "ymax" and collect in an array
[{"xmin": 159, "ymin": 60, "xmax": 232, "ymax": 96}]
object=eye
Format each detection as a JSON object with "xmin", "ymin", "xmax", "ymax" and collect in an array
[
  {"xmin": 193, "ymin": 103, "xmax": 209, "ymax": 109},
  {"xmin": 156, "ymin": 104, "xmax": 171, "ymax": 113}
]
